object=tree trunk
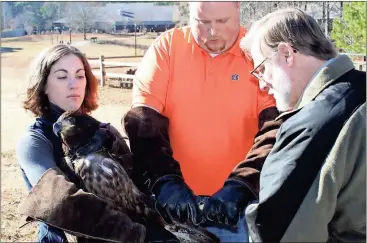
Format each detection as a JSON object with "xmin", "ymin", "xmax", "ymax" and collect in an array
[
  {"xmin": 325, "ymin": 2, "xmax": 329, "ymax": 37},
  {"xmin": 340, "ymin": 2, "xmax": 343, "ymax": 18},
  {"xmin": 83, "ymin": 22, "xmax": 86, "ymax": 40},
  {"xmin": 322, "ymin": 2, "xmax": 326, "ymax": 36},
  {"xmin": 253, "ymin": 5, "xmax": 256, "ymax": 21}
]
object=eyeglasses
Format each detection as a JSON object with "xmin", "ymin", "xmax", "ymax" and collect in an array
[
  {"xmin": 250, "ymin": 52, "xmax": 277, "ymax": 83},
  {"xmin": 250, "ymin": 48, "xmax": 297, "ymax": 82}
]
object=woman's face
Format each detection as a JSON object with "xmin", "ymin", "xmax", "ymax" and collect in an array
[{"xmin": 45, "ymin": 54, "xmax": 87, "ymax": 112}]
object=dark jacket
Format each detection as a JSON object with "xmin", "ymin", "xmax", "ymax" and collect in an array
[{"xmin": 245, "ymin": 55, "xmax": 366, "ymax": 242}]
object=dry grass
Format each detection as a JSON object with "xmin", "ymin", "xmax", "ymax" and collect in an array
[
  {"xmin": 1, "ymin": 33, "xmax": 153, "ymax": 63},
  {"xmin": 1, "ymin": 150, "xmax": 38, "ymax": 242},
  {"xmin": 1, "ymin": 33, "xmax": 155, "ymax": 242}
]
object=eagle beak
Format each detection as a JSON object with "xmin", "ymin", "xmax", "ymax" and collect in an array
[
  {"xmin": 53, "ymin": 122, "xmax": 62, "ymax": 137},
  {"xmin": 99, "ymin": 122, "xmax": 110, "ymax": 128}
]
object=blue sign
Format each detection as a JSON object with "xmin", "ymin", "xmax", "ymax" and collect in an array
[{"xmin": 119, "ymin": 8, "xmax": 135, "ymax": 19}]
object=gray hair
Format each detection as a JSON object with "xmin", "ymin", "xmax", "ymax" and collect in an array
[{"xmin": 240, "ymin": 8, "xmax": 337, "ymax": 60}]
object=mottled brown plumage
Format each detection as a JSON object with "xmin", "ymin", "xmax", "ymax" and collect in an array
[
  {"xmin": 53, "ymin": 111, "xmax": 153, "ymax": 222},
  {"xmin": 53, "ymin": 111, "xmax": 219, "ymax": 243}
]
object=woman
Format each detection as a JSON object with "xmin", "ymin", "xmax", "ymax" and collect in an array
[{"xmin": 16, "ymin": 44, "xmax": 147, "ymax": 243}]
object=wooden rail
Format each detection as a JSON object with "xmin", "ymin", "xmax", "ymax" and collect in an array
[
  {"xmin": 88, "ymin": 55, "xmax": 140, "ymax": 86},
  {"xmin": 87, "ymin": 55, "xmax": 144, "ymax": 60},
  {"xmin": 344, "ymin": 53, "xmax": 366, "ymax": 71},
  {"xmin": 88, "ymin": 53, "xmax": 366, "ymax": 87},
  {"xmin": 353, "ymin": 61, "xmax": 366, "ymax": 71},
  {"xmin": 88, "ymin": 60, "xmax": 140, "ymax": 67}
]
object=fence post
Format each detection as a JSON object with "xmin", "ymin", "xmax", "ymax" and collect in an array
[{"xmin": 99, "ymin": 55, "xmax": 105, "ymax": 86}]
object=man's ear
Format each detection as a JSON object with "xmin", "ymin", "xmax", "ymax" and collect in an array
[{"xmin": 277, "ymin": 42, "xmax": 295, "ymax": 67}]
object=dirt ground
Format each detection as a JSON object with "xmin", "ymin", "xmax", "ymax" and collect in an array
[{"xmin": 1, "ymin": 33, "xmax": 154, "ymax": 242}]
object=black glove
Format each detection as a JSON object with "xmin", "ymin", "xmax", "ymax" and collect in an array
[
  {"xmin": 202, "ymin": 179, "xmax": 251, "ymax": 227},
  {"xmin": 152, "ymin": 175, "xmax": 203, "ymax": 226}
]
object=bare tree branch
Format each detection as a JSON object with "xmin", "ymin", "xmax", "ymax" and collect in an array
[{"xmin": 63, "ymin": 2, "xmax": 105, "ymax": 39}]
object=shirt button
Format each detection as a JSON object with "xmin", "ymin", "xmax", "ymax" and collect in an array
[{"xmin": 208, "ymin": 71, "xmax": 212, "ymax": 75}]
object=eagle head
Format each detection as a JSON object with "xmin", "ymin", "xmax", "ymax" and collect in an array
[{"xmin": 53, "ymin": 111, "xmax": 101, "ymax": 149}]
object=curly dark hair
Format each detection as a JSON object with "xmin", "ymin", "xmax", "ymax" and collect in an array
[{"xmin": 23, "ymin": 44, "xmax": 99, "ymax": 116}]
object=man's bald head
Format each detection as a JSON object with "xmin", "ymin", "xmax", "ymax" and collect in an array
[{"xmin": 189, "ymin": 1, "xmax": 239, "ymax": 15}]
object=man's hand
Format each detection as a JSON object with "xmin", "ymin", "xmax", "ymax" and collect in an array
[
  {"xmin": 152, "ymin": 175, "xmax": 204, "ymax": 226},
  {"xmin": 202, "ymin": 179, "xmax": 251, "ymax": 227}
]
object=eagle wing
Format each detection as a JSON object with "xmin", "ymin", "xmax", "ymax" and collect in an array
[
  {"xmin": 72, "ymin": 153, "xmax": 220, "ymax": 243},
  {"xmin": 73, "ymin": 152, "xmax": 151, "ymax": 219},
  {"xmin": 103, "ymin": 126, "xmax": 134, "ymax": 177}
]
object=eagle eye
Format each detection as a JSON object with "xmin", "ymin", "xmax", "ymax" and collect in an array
[{"xmin": 68, "ymin": 117, "xmax": 76, "ymax": 123}]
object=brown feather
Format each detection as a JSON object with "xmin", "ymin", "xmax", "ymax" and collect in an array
[{"xmin": 54, "ymin": 111, "xmax": 219, "ymax": 242}]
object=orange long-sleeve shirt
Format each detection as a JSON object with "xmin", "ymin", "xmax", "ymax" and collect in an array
[{"xmin": 132, "ymin": 26, "xmax": 275, "ymax": 195}]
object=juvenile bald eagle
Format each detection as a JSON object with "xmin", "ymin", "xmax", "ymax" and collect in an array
[{"xmin": 53, "ymin": 111, "xmax": 219, "ymax": 243}]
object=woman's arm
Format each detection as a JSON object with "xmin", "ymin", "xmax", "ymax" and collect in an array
[
  {"xmin": 16, "ymin": 130, "xmax": 147, "ymax": 242},
  {"xmin": 19, "ymin": 167, "xmax": 146, "ymax": 242},
  {"xmin": 16, "ymin": 130, "xmax": 59, "ymax": 187}
]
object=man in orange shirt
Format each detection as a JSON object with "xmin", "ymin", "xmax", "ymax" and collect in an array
[{"xmin": 123, "ymin": 2, "xmax": 280, "ymax": 241}]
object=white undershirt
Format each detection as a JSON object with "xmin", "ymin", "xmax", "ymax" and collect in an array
[{"xmin": 209, "ymin": 53, "xmax": 220, "ymax": 58}]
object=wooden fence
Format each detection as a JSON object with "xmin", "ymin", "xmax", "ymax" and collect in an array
[
  {"xmin": 344, "ymin": 53, "xmax": 366, "ymax": 71},
  {"xmin": 88, "ymin": 53, "xmax": 366, "ymax": 87},
  {"xmin": 354, "ymin": 60, "xmax": 366, "ymax": 71},
  {"xmin": 87, "ymin": 55, "xmax": 142, "ymax": 86}
]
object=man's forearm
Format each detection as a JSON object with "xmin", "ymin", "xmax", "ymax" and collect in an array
[
  {"xmin": 228, "ymin": 107, "xmax": 282, "ymax": 197},
  {"xmin": 123, "ymin": 106, "xmax": 183, "ymax": 191}
]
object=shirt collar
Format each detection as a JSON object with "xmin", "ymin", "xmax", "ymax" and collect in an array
[{"xmin": 276, "ymin": 55, "xmax": 355, "ymax": 121}]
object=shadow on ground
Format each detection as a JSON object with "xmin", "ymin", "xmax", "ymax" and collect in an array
[{"xmin": 1, "ymin": 47, "xmax": 24, "ymax": 53}]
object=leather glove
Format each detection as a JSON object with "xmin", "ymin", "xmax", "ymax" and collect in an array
[
  {"xmin": 18, "ymin": 168, "xmax": 146, "ymax": 242},
  {"xmin": 202, "ymin": 179, "xmax": 251, "ymax": 227},
  {"xmin": 152, "ymin": 175, "xmax": 203, "ymax": 226},
  {"xmin": 144, "ymin": 222, "xmax": 180, "ymax": 243},
  {"xmin": 123, "ymin": 106, "xmax": 183, "ymax": 194}
]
